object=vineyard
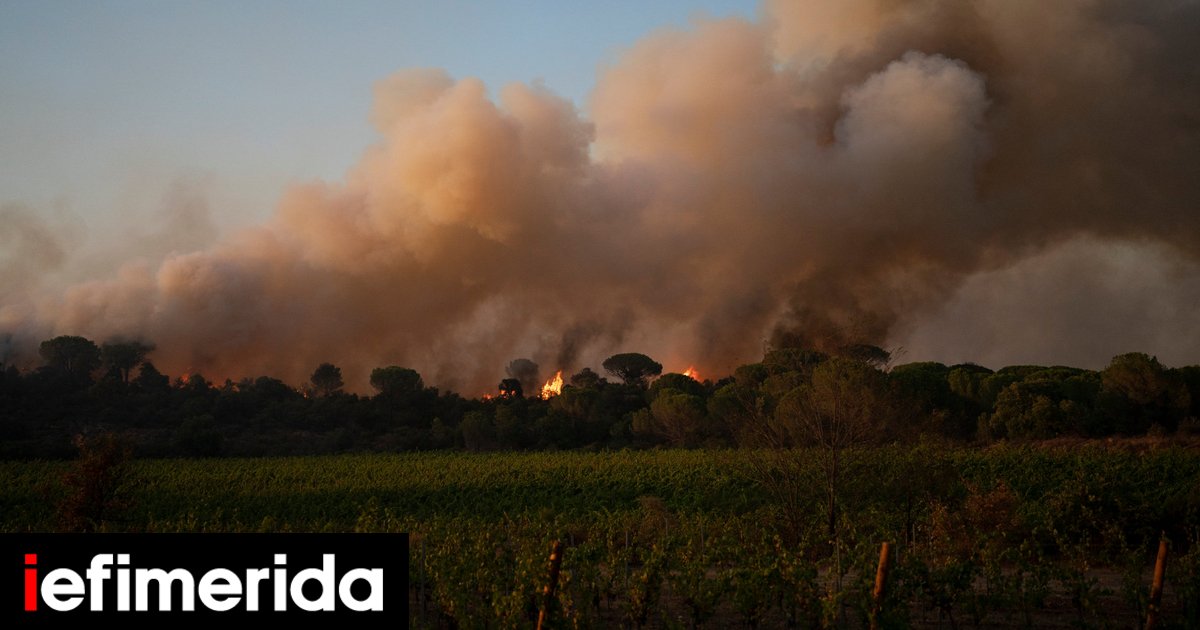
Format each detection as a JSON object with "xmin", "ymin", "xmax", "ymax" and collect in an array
[{"xmin": 2, "ymin": 444, "xmax": 1199, "ymax": 627}]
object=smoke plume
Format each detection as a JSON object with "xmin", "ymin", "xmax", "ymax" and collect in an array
[{"xmin": 3, "ymin": 0, "xmax": 1199, "ymax": 391}]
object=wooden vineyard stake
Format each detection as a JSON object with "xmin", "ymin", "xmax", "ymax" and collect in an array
[
  {"xmin": 536, "ymin": 540, "xmax": 565, "ymax": 630},
  {"xmin": 1145, "ymin": 536, "xmax": 1168, "ymax": 630},
  {"xmin": 419, "ymin": 537, "xmax": 426, "ymax": 626},
  {"xmin": 870, "ymin": 542, "xmax": 891, "ymax": 630}
]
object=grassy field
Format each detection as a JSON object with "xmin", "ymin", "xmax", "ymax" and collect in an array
[{"xmin": 3, "ymin": 444, "xmax": 1199, "ymax": 627}]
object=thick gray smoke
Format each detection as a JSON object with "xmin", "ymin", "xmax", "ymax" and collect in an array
[{"xmin": 2, "ymin": 0, "xmax": 1198, "ymax": 392}]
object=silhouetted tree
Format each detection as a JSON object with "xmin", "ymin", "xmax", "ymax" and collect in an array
[
  {"xmin": 505, "ymin": 358, "xmax": 541, "ymax": 396},
  {"xmin": 838, "ymin": 343, "xmax": 891, "ymax": 368},
  {"xmin": 39, "ymin": 335, "xmax": 101, "ymax": 383},
  {"xmin": 461, "ymin": 410, "xmax": 494, "ymax": 451},
  {"xmin": 245, "ymin": 376, "xmax": 298, "ymax": 402},
  {"xmin": 1177, "ymin": 365, "xmax": 1200, "ymax": 422},
  {"xmin": 889, "ymin": 362, "xmax": 956, "ymax": 438},
  {"xmin": 494, "ymin": 404, "xmax": 527, "ymax": 448},
  {"xmin": 602, "ymin": 353, "xmax": 662, "ymax": 387},
  {"xmin": 762, "ymin": 348, "xmax": 828, "ymax": 375},
  {"xmin": 650, "ymin": 373, "xmax": 706, "ymax": 399},
  {"xmin": 776, "ymin": 357, "xmax": 891, "ymax": 537},
  {"xmin": 1099, "ymin": 353, "xmax": 1190, "ymax": 433},
  {"xmin": 641, "ymin": 389, "xmax": 706, "ymax": 446},
  {"xmin": 310, "ymin": 362, "xmax": 344, "ymax": 397},
  {"xmin": 370, "ymin": 366, "xmax": 424, "ymax": 398},
  {"xmin": 948, "ymin": 363, "xmax": 994, "ymax": 436},
  {"xmin": 100, "ymin": 340, "xmax": 155, "ymax": 384},
  {"xmin": 569, "ymin": 367, "xmax": 602, "ymax": 389},
  {"xmin": 983, "ymin": 381, "xmax": 1085, "ymax": 440},
  {"xmin": 711, "ymin": 370, "xmax": 813, "ymax": 538},
  {"xmin": 133, "ymin": 362, "xmax": 170, "ymax": 392}
]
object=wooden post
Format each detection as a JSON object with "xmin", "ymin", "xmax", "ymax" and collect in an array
[
  {"xmin": 1145, "ymin": 536, "xmax": 1168, "ymax": 630},
  {"xmin": 870, "ymin": 542, "xmax": 891, "ymax": 630},
  {"xmin": 536, "ymin": 540, "xmax": 565, "ymax": 630},
  {"xmin": 419, "ymin": 537, "xmax": 426, "ymax": 626}
]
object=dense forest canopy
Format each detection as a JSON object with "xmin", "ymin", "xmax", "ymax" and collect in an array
[{"xmin": 2, "ymin": 335, "xmax": 1197, "ymax": 459}]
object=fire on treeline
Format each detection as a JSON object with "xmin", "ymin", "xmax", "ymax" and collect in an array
[{"xmin": 4, "ymin": 334, "xmax": 1198, "ymax": 460}]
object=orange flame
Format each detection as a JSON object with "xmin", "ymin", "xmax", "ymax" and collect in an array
[
  {"xmin": 540, "ymin": 370, "xmax": 564, "ymax": 399},
  {"xmin": 682, "ymin": 366, "xmax": 701, "ymax": 381}
]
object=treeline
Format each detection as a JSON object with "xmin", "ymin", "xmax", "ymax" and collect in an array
[{"xmin": 1, "ymin": 335, "xmax": 1198, "ymax": 458}]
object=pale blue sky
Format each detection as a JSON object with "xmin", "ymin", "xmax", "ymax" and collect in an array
[{"xmin": 1, "ymin": 0, "xmax": 758, "ymax": 243}]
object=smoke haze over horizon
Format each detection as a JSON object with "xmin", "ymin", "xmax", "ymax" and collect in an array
[{"xmin": 3, "ymin": 0, "xmax": 1199, "ymax": 393}]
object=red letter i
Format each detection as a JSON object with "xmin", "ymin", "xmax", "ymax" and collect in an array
[{"xmin": 24, "ymin": 554, "xmax": 37, "ymax": 611}]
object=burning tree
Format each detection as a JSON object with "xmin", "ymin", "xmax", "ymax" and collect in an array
[
  {"xmin": 498, "ymin": 378, "xmax": 523, "ymax": 399},
  {"xmin": 540, "ymin": 370, "xmax": 564, "ymax": 399}
]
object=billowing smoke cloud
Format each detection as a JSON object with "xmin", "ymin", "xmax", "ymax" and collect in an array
[
  {"xmin": 898, "ymin": 237, "xmax": 1200, "ymax": 369},
  {"xmin": 0, "ymin": 205, "xmax": 74, "ymax": 303},
  {"xmin": 2, "ymin": 0, "xmax": 1198, "ymax": 391}
]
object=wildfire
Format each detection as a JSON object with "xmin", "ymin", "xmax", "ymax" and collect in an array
[
  {"xmin": 540, "ymin": 370, "xmax": 564, "ymax": 399},
  {"xmin": 682, "ymin": 366, "xmax": 701, "ymax": 381}
]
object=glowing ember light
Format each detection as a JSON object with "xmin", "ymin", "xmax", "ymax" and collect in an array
[
  {"xmin": 540, "ymin": 370, "xmax": 564, "ymax": 399},
  {"xmin": 682, "ymin": 366, "xmax": 701, "ymax": 381}
]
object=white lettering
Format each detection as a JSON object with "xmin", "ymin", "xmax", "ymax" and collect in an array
[
  {"xmin": 289, "ymin": 554, "xmax": 336, "ymax": 612},
  {"xmin": 32, "ymin": 551, "xmax": 386, "ymax": 614},
  {"xmin": 86, "ymin": 554, "xmax": 112, "ymax": 611},
  {"xmin": 273, "ymin": 554, "xmax": 287, "ymax": 611},
  {"xmin": 41, "ymin": 569, "xmax": 85, "ymax": 611},
  {"xmin": 135, "ymin": 568, "xmax": 195, "ymax": 611},
  {"xmin": 116, "ymin": 554, "xmax": 130, "ymax": 611},
  {"xmin": 244, "ymin": 567, "xmax": 269, "ymax": 611},
  {"xmin": 197, "ymin": 569, "xmax": 242, "ymax": 612},
  {"xmin": 338, "ymin": 568, "xmax": 384, "ymax": 611}
]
